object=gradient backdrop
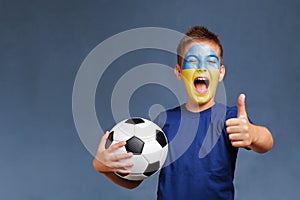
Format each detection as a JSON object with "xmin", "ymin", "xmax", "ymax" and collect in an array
[{"xmin": 1, "ymin": 0, "xmax": 299, "ymax": 199}]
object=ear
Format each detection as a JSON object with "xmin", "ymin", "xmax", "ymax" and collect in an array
[
  {"xmin": 174, "ymin": 64, "xmax": 182, "ymax": 80},
  {"xmin": 218, "ymin": 64, "xmax": 225, "ymax": 82}
]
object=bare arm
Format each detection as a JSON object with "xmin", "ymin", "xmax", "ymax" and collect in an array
[
  {"xmin": 247, "ymin": 124, "xmax": 273, "ymax": 153},
  {"xmin": 93, "ymin": 131, "xmax": 143, "ymax": 189},
  {"xmin": 93, "ymin": 158, "xmax": 142, "ymax": 189}
]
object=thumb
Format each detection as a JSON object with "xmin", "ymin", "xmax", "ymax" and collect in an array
[
  {"xmin": 237, "ymin": 94, "xmax": 247, "ymax": 118},
  {"xmin": 98, "ymin": 131, "xmax": 110, "ymax": 151}
]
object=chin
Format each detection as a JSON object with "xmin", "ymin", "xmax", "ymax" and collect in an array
[
  {"xmin": 195, "ymin": 98, "xmax": 212, "ymax": 105},
  {"xmin": 188, "ymin": 94, "xmax": 210, "ymax": 105}
]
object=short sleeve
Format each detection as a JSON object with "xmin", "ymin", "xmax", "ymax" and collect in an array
[{"xmin": 153, "ymin": 111, "xmax": 167, "ymax": 129}]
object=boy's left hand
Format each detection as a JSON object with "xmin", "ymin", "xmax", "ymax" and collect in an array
[{"xmin": 225, "ymin": 94, "xmax": 254, "ymax": 148}]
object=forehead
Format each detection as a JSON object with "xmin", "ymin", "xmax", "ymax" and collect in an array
[{"xmin": 183, "ymin": 40, "xmax": 221, "ymax": 58}]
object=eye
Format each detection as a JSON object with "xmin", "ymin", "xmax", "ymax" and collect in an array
[
  {"xmin": 207, "ymin": 60, "xmax": 217, "ymax": 64},
  {"xmin": 187, "ymin": 58, "xmax": 198, "ymax": 64},
  {"xmin": 206, "ymin": 55, "xmax": 219, "ymax": 65}
]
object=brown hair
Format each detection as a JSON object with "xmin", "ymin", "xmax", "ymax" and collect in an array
[{"xmin": 177, "ymin": 26, "xmax": 223, "ymax": 65}]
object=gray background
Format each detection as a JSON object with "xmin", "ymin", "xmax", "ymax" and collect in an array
[{"xmin": 1, "ymin": 0, "xmax": 299, "ymax": 199}]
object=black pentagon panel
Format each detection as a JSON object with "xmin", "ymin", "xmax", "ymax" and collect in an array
[
  {"xmin": 125, "ymin": 118, "xmax": 145, "ymax": 125},
  {"xmin": 156, "ymin": 130, "xmax": 167, "ymax": 148},
  {"xmin": 105, "ymin": 131, "xmax": 114, "ymax": 149},
  {"xmin": 125, "ymin": 136, "xmax": 144, "ymax": 154},
  {"xmin": 143, "ymin": 161, "xmax": 160, "ymax": 177}
]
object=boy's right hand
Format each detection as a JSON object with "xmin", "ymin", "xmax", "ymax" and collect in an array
[{"xmin": 93, "ymin": 131, "xmax": 134, "ymax": 174}]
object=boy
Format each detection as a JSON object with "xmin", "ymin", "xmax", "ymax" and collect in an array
[{"xmin": 93, "ymin": 26, "xmax": 273, "ymax": 199}]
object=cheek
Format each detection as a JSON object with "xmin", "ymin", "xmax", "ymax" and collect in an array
[
  {"xmin": 181, "ymin": 70, "xmax": 196, "ymax": 84},
  {"xmin": 210, "ymin": 69, "xmax": 219, "ymax": 79},
  {"xmin": 208, "ymin": 69, "xmax": 220, "ymax": 89}
]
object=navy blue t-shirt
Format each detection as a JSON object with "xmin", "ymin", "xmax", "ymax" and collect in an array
[{"xmin": 155, "ymin": 103, "xmax": 240, "ymax": 200}]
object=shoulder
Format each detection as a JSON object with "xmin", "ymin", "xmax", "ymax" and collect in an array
[
  {"xmin": 210, "ymin": 103, "xmax": 237, "ymax": 120},
  {"xmin": 153, "ymin": 106, "xmax": 181, "ymax": 128}
]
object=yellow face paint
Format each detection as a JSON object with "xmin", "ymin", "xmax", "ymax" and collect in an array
[
  {"xmin": 182, "ymin": 68, "xmax": 220, "ymax": 105},
  {"xmin": 181, "ymin": 43, "xmax": 221, "ymax": 105}
]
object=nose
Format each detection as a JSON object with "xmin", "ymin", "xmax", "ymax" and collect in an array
[
  {"xmin": 197, "ymin": 62, "xmax": 207, "ymax": 71},
  {"xmin": 197, "ymin": 65, "xmax": 207, "ymax": 72},
  {"xmin": 197, "ymin": 69, "xmax": 207, "ymax": 73}
]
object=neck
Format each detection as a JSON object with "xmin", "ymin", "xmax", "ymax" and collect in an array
[{"xmin": 185, "ymin": 98, "xmax": 216, "ymax": 113}]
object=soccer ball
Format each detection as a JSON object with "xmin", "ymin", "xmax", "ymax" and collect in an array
[{"xmin": 105, "ymin": 117, "xmax": 168, "ymax": 181}]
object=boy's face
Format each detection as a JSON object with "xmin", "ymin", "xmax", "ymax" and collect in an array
[{"xmin": 176, "ymin": 41, "xmax": 225, "ymax": 105}]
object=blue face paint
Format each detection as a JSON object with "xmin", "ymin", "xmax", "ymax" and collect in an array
[{"xmin": 182, "ymin": 44, "xmax": 220, "ymax": 70}]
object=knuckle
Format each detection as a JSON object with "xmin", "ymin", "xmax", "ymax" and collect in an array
[
  {"xmin": 115, "ymin": 163, "xmax": 125, "ymax": 168},
  {"xmin": 231, "ymin": 142, "xmax": 237, "ymax": 147},
  {"xmin": 226, "ymin": 127, "xmax": 232, "ymax": 133},
  {"xmin": 126, "ymin": 162, "xmax": 134, "ymax": 167},
  {"xmin": 112, "ymin": 154, "xmax": 119, "ymax": 161},
  {"xmin": 241, "ymin": 125, "xmax": 248, "ymax": 132},
  {"xmin": 110, "ymin": 144, "xmax": 118, "ymax": 150},
  {"xmin": 225, "ymin": 120, "xmax": 230, "ymax": 126},
  {"xmin": 241, "ymin": 118, "xmax": 247, "ymax": 124},
  {"xmin": 124, "ymin": 154, "xmax": 131, "ymax": 159},
  {"xmin": 119, "ymin": 154, "xmax": 126, "ymax": 161}
]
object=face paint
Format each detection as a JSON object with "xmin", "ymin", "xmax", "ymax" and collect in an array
[
  {"xmin": 181, "ymin": 44, "xmax": 221, "ymax": 105},
  {"xmin": 182, "ymin": 44, "xmax": 220, "ymax": 70}
]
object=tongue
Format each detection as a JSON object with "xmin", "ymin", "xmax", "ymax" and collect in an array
[{"xmin": 195, "ymin": 83, "xmax": 208, "ymax": 94}]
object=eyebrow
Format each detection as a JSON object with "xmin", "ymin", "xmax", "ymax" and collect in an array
[
  {"xmin": 185, "ymin": 55, "xmax": 198, "ymax": 59},
  {"xmin": 207, "ymin": 55, "xmax": 219, "ymax": 61}
]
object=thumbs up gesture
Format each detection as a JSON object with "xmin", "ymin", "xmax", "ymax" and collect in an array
[{"xmin": 226, "ymin": 94, "xmax": 254, "ymax": 148}]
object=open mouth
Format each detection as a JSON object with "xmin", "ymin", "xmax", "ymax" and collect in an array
[{"xmin": 194, "ymin": 76, "xmax": 209, "ymax": 94}]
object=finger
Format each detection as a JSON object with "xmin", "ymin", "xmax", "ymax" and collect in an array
[
  {"xmin": 111, "ymin": 161, "xmax": 134, "ymax": 169},
  {"xmin": 111, "ymin": 152, "xmax": 133, "ymax": 161},
  {"xmin": 98, "ymin": 131, "xmax": 110, "ymax": 151},
  {"xmin": 231, "ymin": 140, "xmax": 250, "ymax": 148},
  {"xmin": 226, "ymin": 126, "xmax": 242, "ymax": 134},
  {"xmin": 116, "ymin": 169, "xmax": 132, "ymax": 174},
  {"xmin": 108, "ymin": 141, "xmax": 126, "ymax": 153},
  {"xmin": 237, "ymin": 94, "xmax": 247, "ymax": 118},
  {"xmin": 226, "ymin": 118, "xmax": 242, "ymax": 126},
  {"xmin": 228, "ymin": 133, "xmax": 246, "ymax": 141}
]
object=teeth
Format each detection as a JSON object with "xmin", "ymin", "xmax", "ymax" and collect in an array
[{"xmin": 194, "ymin": 77, "xmax": 209, "ymax": 87}]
